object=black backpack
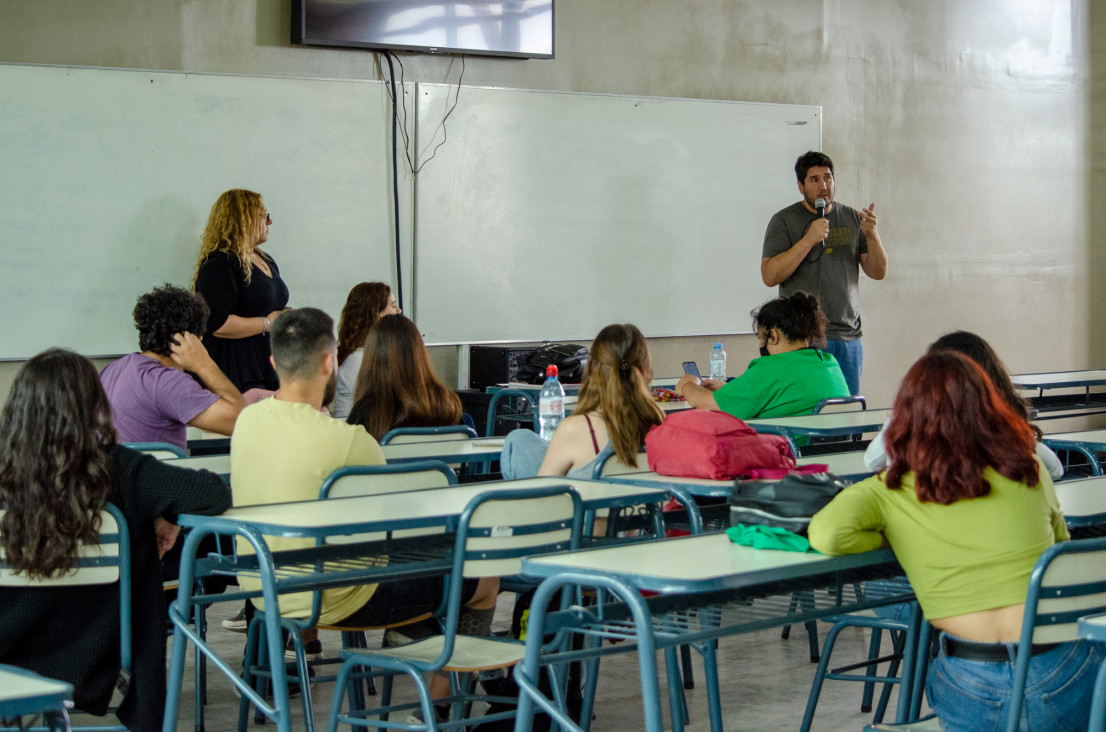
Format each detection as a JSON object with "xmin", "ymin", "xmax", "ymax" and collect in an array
[
  {"xmin": 729, "ymin": 473, "xmax": 849, "ymax": 535},
  {"xmin": 515, "ymin": 343, "xmax": 589, "ymax": 384}
]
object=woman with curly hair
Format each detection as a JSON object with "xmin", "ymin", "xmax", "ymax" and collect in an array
[
  {"xmin": 333, "ymin": 282, "xmax": 400, "ymax": 419},
  {"xmin": 809, "ymin": 350, "xmax": 1101, "ymax": 731},
  {"xmin": 675, "ymin": 291, "xmax": 850, "ymax": 419},
  {"xmin": 500, "ymin": 323, "xmax": 664, "ymax": 479},
  {"xmin": 193, "ymin": 189, "xmax": 291, "ymax": 391},
  {"xmin": 100, "ymin": 284, "xmax": 244, "ymax": 450},
  {"xmin": 0, "ymin": 349, "xmax": 230, "ymax": 732},
  {"xmin": 346, "ymin": 314, "xmax": 462, "ymax": 441}
]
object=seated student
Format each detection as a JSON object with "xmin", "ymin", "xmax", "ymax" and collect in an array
[
  {"xmin": 501, "ymin": 323, "xmax": 664, "ymax": 480},
  {"xmin": 333, "ymin": 282, "xmax": 400, "ymax": 419},
  {"xmin": 100, "ymin": 284, "xmax": 245, "ymax": 451},
  {"xmin": 346, "ymin": 314, "xmax": 463, "ymax": 441},
  {"xmin": 675, "ymin": 292, "xmax": 850, "ymax": 419},
  {"xmin": 0, "ymin": 349, "xmax": 230, "ymax": 732},
  {"xmin": 864, "ymin": 330, "xmax": 1064, "ymax": 480},
  {"xmin": 231, "ymin": 308, "xmax": 497, "ymax": 705},
  {"xmin": 808, "ymin": 351, "xmax": 1101, "ymax": 731}
]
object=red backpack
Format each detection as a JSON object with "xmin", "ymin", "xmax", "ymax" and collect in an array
[{"xmin": 645, "ymin": 409, "xmax": 794, "ymax": 480}]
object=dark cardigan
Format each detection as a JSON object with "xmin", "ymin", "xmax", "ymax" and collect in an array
[{"xmin": 0, "ymin": 445, "xmax": 231, "ymax": 731}]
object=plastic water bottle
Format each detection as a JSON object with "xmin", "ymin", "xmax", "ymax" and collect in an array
[
  {"xmin": 538, "ymin": 364, "xmax": 565, "ymax": 442},
  {"xmin": 710, "ymin": 342, "xmax": 727, "ymax": 380}
]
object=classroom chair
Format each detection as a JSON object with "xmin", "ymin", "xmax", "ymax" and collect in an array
[
  {"xmin": 0, "ymin": 505, "xmax": 131, "ymax": 732},
  {"xmin": 238, "ymin": 461, "xmax": 461, "ymax": 732},
  {"xmin": 800, "ymin": 594, "xmax": 921, "ymax": 731},
  {"xmin": 1042, "ymin": 438, "xmax": 1104, "ymax": 478},
  {"xmin": 325, "ymin": 485, "xmax": 584, "ymax": 732},
  {"xmin": 483, "ymin": 389, "xmax": 537, "ymax": 437},
  {"xmin": 378, "ymin": 426, "xmax": 478, "ymax": 445},
  {"xmin": 866, "ymin": 535, "xmax": 1106, "ymax": 732},
  {"xmin": 122, "ymin": 441, "xmax": 187, "ymax": 459}
]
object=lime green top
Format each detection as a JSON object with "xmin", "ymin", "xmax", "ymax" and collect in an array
[
  {"xmin": 712, "ymin": 348, "xmax": 850, "ymax": 419},
  {"xmin": 808, "ymin": 463, "xmax": 1069, "ymax": 620}
]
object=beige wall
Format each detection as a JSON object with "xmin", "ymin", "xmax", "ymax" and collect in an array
[{"xmin": 1, "ymin": 0, "xmax": 1102, "ymax": 416}]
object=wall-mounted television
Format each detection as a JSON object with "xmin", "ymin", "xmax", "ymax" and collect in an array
[{"xmin": 292, "ymin": 1, "xmax": 554, "ymax": 59}]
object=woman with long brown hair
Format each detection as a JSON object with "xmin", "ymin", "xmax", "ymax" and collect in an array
[
  {"xmin": 0, "ymin": 349, "xmax": 230, "ymax": 732},
  {"xmin": 346, "ymin": 314, "xmax": 461, "ymax": 440},
  {"xmin": 193, "ymin": 189, "xmax": 291, "ymax": 391},
  {"xmin": 501, "ymin": 323, "xmax": 664, "ymax": 479},
  {"xmin": 333, "ymin": 282, "xmax": 400, "ymax": 419},
  {"xmin": 809, "ymin": 351, "xmax": 1100, "ymax": 730}
]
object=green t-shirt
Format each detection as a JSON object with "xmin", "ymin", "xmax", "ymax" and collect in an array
[
  {"xmin": 808, "ymin": 464, "xmax": 1069, "ymax": 620},
  {"xmin": 712, "ymin": 348, "xmax": 850, "ymax": 419}
]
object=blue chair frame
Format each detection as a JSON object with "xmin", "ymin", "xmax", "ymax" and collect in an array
[
  {"xmin": 379, "ymin": 425, "xmax": 478, "ymax": 445},
  {"xmin": 325, "ymin": 485, "xmax": 584, "ymax": 732},
  {"xmin": 122, "ymin": 441, "xmax": 187, "ymax": 459}
]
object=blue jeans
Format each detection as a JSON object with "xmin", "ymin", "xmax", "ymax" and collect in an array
[
  {"xmin": 500, "ymin": 428, "xmax": 548, "ymax": 480},
  {"xmin": 926, "ymin": 634, "xmax": 1104, "ymax": 732},
  {"xmin": 821, "ymin": 338, "xmax": 863, "ymax": 396}
]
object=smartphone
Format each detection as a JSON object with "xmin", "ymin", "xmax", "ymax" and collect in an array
[{"xmin": 682, "ymin": 361, "xmax": 701, "ymax": 378}]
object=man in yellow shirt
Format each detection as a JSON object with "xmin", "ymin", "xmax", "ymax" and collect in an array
[{"xmin": 231, "ymin": 308, "xmax": 496, "ymax": 712}]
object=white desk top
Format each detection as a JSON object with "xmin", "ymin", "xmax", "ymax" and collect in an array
[
  {"xmin": 166, "ymin": 438, "xmax": 505, "ymax": 478},
  {"xmin": 167, "ymin": 454, "xmax": 230, "ymax": 476},
  {"xmin": 380, "ymin": 439, "xmax": 502, "ymax": 462},
  {"xmin": 0, "ymin": 666, "xmax": 71, "ymax": 707},
  {"xmin": 1012, "ymin": 371, "xmax": 1106, "ymax": 389},
  {"xmin": 178, "ymin": 476, "xmax": 667, "ymax": 537},
  {"xmin": 745, "ymin": 409, "xmax": 890, "ymax": 436},
  {"xmin": 522, "ymin": 532, "xmax": 897, "ymax": 595},
  {"xmin": 1054, "ymin": 476, "xmax": 1106, "ymax": 519},
  {"xmin": 1042, "ymin": 430, "xmax": 1106, "ymax": 446},
  {"xmin": 797, "ymin": 451, "xmax": 874, "ymax": 478}
]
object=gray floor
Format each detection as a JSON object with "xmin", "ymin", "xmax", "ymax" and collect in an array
[{"xmin": 160, "ymin": 598, "xmax": 928, "ymax": 732}]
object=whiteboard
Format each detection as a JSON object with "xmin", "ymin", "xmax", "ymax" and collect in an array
[
  {"xmin": 0, "ymin": 63, "xmax": 413, "ymax": 359},
  {"xmin": 412, "ymin": 84, "xmax": 820, "ymax": 344}
]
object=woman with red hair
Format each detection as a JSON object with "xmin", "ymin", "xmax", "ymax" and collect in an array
[{"xmin": 809, "ymin": 351, "xmax": 1101, "ymax": 731}]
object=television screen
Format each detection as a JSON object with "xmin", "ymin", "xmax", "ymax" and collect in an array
[{"xmin": 292, "ymin": 1, "xmax": 554, "ymax": 59}]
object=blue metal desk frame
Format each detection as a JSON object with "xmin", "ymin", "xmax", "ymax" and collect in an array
[
  {"xmin": 514, "ymin": 534, "xmax": 915, "ymax": 732},
  {"xmin": 162, "ymin": 477, "xmax": 697, "ymax": 732}
]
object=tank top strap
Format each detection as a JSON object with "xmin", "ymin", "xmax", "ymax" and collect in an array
[{"xmin": 584, "ymin": 413, "xmax": 601, "ymax": 454}]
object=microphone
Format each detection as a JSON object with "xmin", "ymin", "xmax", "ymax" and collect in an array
[{"xmin": 815, "ymin": 198, "xmax": 826, "ymax": 218}]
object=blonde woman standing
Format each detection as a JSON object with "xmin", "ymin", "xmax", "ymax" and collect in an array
[{"xmin": 193, "ymin": 189, "xmax": 290, "ymax": 391}]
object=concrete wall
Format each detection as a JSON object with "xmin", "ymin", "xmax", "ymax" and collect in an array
[{"xmin": 1, "ymin": 0, "xmax": 1100, "ymax": 412}]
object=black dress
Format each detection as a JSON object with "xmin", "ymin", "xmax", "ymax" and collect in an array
[
  {"xmin": 194, "ymin": 249, "xmax": 290, "ymax": 391},
  {"xmin": 0, "ymin": 445, "xmax": 231, "ymax": 732}
]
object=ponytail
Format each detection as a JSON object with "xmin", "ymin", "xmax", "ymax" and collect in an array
[{"xmin": 751, "ymin": 292, "xmax": 827, "ymax": 346}]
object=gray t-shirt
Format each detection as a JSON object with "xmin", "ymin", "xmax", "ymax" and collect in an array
[{"xmin": 761, "ymin": 201, "xmax": 868, "ymax": 340}]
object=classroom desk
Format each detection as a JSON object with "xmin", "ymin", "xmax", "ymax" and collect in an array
[
  {"xmin": 1012, "ymin": 370, "xmax": 1106, "ymax": 420},
  {"xmin": 185, "ymin": 426, "xmax": 230, "ymax": 455},
  {"xmin": 1055, "ymin": 475, "xmax": 1106, "ymax": 528},
  {"xmin": 1043, "ymin": 430, "xmax": 1106, "ymax": 476},
  {"xmin": 163, "ymin": 476, "xmax": 685, "ymax": 732},
  {"xmin": 515, "ymin": 533, "xmax": 913, "ymax": 732},
  {"xmin": 0, "ymin": 665, "xmax": 72, "ymax": 731},
  {"xmin": 743, "ymin": 410, "xmax": 889, "ymax": 457},
  {"xmin": 486, "ymin": 378, "xmax": 688, "ymax": 431},
  {"xmin": 164, "ymin": 438, "xmax": 507, "ymax": 481}
]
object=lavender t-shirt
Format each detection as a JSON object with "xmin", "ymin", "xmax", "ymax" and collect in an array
[{"xmin": 100, "ymin": 353, "xmax": 220, "ymax": 450}]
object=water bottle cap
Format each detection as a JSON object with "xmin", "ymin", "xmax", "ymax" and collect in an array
[
  {"xmin": 714, "ymin": 342, "xmax": 723, "ymax": 349},
  {"xmin": 545, "ymin": 364, "xmax": 559, "ymax": 377}
]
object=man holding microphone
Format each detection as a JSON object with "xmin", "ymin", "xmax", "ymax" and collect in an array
[{"xmin": 760, "ymin": 150, "xmax": 889, "ymax": 395}]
